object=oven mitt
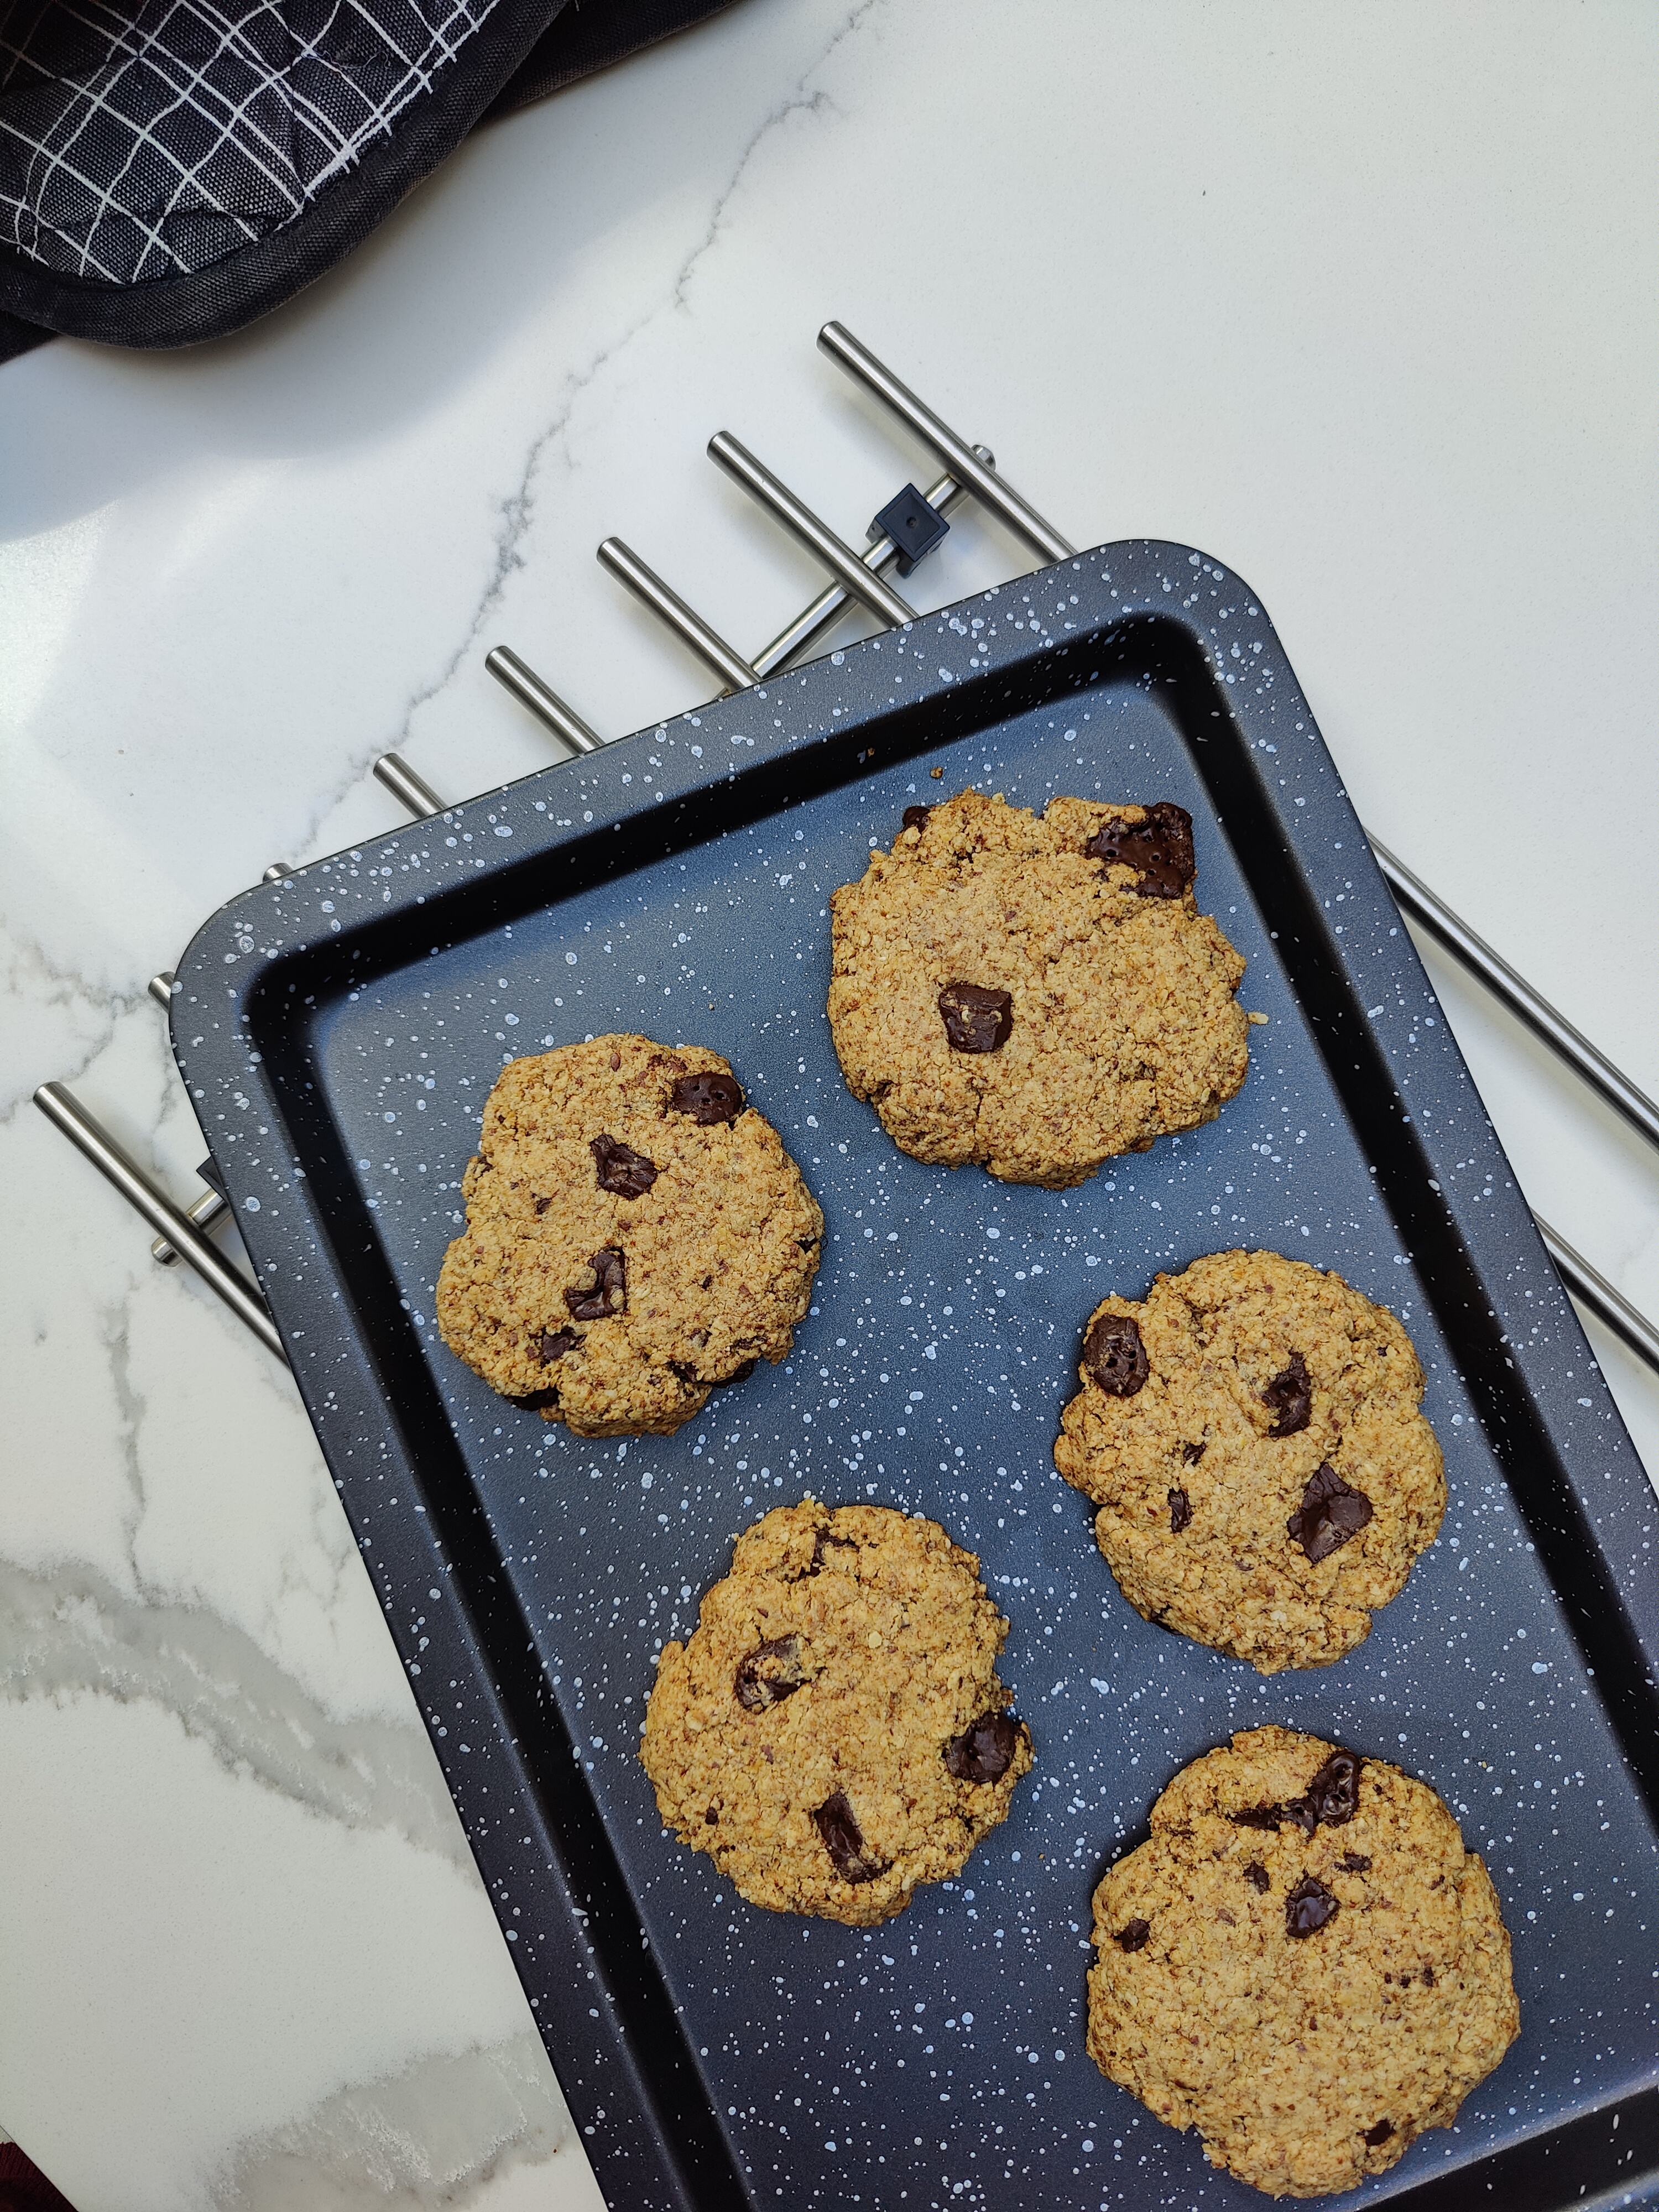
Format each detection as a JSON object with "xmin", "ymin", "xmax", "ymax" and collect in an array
[{"xmin": 0, "ymin": 0, "xmax": 734, "ymax": 357}]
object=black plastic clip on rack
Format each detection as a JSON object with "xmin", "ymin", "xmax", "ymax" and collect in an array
[{"xmin": 32, "ymin": 324, "xmax": 1659, "ymax": 1381}]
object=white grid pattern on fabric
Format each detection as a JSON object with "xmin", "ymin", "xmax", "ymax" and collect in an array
[{"xmin": 0, "ymin": 0, "xmax": 503, "ymax": 284}]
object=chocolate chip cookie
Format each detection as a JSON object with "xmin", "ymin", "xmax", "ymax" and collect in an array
[
  {"xmin": 640, "ymin": 1501, "xmax": 1032, "ymax": 1926},
  {"xmin": 436, "ymin": 1036, "xmax": 822, "ymax": 1436},
  {"xmin": 1054, "ymin": 1250, "xmax": 1445, "ymax": 1673},
  {"xmin": 1087, "ymin": 1727, "xmax": 1518, "ymax": 2197},
  {"xmin": 826, "ymin": 788, "xmax": 1250, "ymax": 1188}
]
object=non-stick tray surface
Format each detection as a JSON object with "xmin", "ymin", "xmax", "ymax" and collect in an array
[{"xmin": 174, "ymin": 542, "xmax": 1659, "ymax": 2210}]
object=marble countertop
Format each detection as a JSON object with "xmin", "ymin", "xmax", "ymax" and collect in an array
[{"xmin": 2, "ymin": 4, "xmax": 1654, "ymax": 2206}]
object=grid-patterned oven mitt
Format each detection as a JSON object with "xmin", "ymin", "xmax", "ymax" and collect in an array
[{"xmin": 0, "ymin": 0, "xmax": 732, "ymax": 353}]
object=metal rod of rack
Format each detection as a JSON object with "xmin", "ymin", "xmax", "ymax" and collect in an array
[
  {"xmin": 752, "ymin": 450, "xmax": 990, "ymax": 677},
  {"xmin": 1370, "ymin": 838, "xmax": 1659, "ymax": 1154},
  {"xmin": 706, "ymin": 432, "xmax": 916, "ymax": 630},
  {"xmin": 818, "ymin": 321, "xmax": 1076, "ymax": 563},
  {"xmin": 34, "ymin": 1082, "xmax": 287, "ymax": 1361},
  {"xmin": 484, "ymin": 648, "xmax": 604, "ymax": 755},
  {"xmin": 374, "ymin": 753, "xmax": 446, "ymax": 821},
  {"xmin": 153, "ymin": 1184, "xmax": 229, "ymax": 1265},
  {"xmin": 1537, "ymin": 1214, "xmax": 1659, "ymax": 1377},
  {"xmin": 597, "ymin": 538, "xmax": 759, "ymax": 693}
]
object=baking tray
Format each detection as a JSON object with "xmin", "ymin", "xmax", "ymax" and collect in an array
[{"xmin": 172, "ymin": 541, "xmax": 1659, "ymax": 2210}]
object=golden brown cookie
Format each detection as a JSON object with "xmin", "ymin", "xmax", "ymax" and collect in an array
[
  {"xmin": 640, "ymin": 1501, "xmax": 1032, "ymax": 1926},
  {"xmin": 1055, "ymin": 1250, "xmax": 1445, "ymax": 1673},
  {"xmin": 1087, "ymin": 1726, "xmax": 1518, "ymax": 2198},
  {"xmin": 436, "ymin": 1035, "xmax": 822, "ymax": 1437},
  {"xmin": 826, "ymin": 787, "xmax": 1249, "ymax": 1187}
]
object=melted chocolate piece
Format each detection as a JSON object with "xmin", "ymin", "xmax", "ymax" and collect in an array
[
  {"xmin": 1363, "ymin": 2120, "xmax": 1394, "ymax": 2148},
  {"xmin": 533, "ymin": 1194, "xmax": 552, "ymax": 1214},
  {"xmin": 812, "ymin": 1790, "xmax": 886, "ymax": 1884},
  {"xmin": 718, "ymin": 1358, "xmax": 758, "ymax": 1387},
  {"xmin": 1230, "ymin": 1751, "xmax": 1364, "ymax": 1837},
  {"xmin": 671, "ymin": 1071, "xmax": 745, "ymax": 1124},
  {"xmin": 705, "ymin": 1806, "xmax": 719, "ymax": 1825},
  {"xmin": 1168, "ymin": 1487, "xmax": 1193, "ymax": 1533},
  {"xmin": 1114, "ymin": 1918, "xmax": 1151, "ymax": 1953},
  {"xmin": 507, "ymin": 1388, "xmax": 560, "ymax": 1411},
  {"xmin": 1421, "ymin": 1964, "xmax": 1435, "ymax": 1987},
  {"xmin": 1288, "ymin": 1463, "xmax": 1374, "ymax": 1563},
  {"xmin": 1084, "ymin": 801, "xmax": 1196, "ymax": 898},
  {"xmin": 1261, "ymin": 1350, "xmax": 1312, "ymax": 1437},
  {"xmin": 901, "ymin": 805, "xmax": 932, "ymax": 833},
  {"xmin": 1231, "ymin": 1804, "xmax": 1288, "ymax": 1832},
  {"xmin": 943, "ymin": 1712, "xmax": 1020, "ymax": 1783},
  {"xmin": 537, "ymin": 1327, "xmax": 583, "ymax": 1365},
  {"xmin": 566, "ymin": 1247, "xmax": 627, "ymax": 1321},
  {"xmin": 1339, "ymin": 1853, "xmax": 1372, "ymax": 1874},
  {"xmin": 1182, "ymin": 1439, "xmax": 1207, "ymax": 1466},
  {"xmin": 1244, "ymin": 1861, "xmax": 1270, "ymax": 1893},
  {"xmin": 938, "ymin": 982, "xmax": 1013, "ymax": 1053},
  {"xmin": 807, "ymin": 1531, "xmax": 859, "ymax": 1576},
  {"xmin": 1304, "ymin": 1750, "xmax": 1361, "ymax": 1825},
  {"xmin": 591, "ymin": 1133, "xmax": 658, "ymax": 1198},
  {"xmin": 1285, "ymin": 1875, "xmax": 1338, "ymax": 1938},
  {"xmin": 1083, "ymin": 1312, "xmax": 1150, "ymax": 1396},
  {"xmin": 734, "ymin": 1634, "xmax": 810, "ymax": 1713}
]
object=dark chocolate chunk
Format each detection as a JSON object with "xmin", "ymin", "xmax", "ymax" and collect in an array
[
  {"xmin": 901, "ymin": 805, "xmax": 932, "ymax": 833},
  {"xmin": 938, "ymin": 981, "xmax": 1013, "ymax": 1053},
  {"xmin": 943, "ymin": 1711, "xmax": 1020, "ymax": 1783},
  {"xmin": 1304, "ymin": 1749, "xmax": 1362, "ymax": 1825},
  {"xmin": 566, "ymin": 1246, "xmax": 627, "ymax": 1321},
  {"xmin": 705, "ymin": 1806, "xmax": 719, "ymax": 1825},
  {"xmin": 537, "ymin": 1327, "xmax": 583, "ymax": 1365},
  {"xmin": 718, "ymin": 1358, "xmax": 758, "ymax": 1387},
  {"xmin": 1168, "ymin": 1486, "xmax": 1193, "ymax": 1533},
  {"xmin": 1182, "ymin": 1439, "xmax": 1207, "ymax": 1466},
  {"xmin": 1339, "ymin": 1853, "xmax": 1372, "ymax": 1874},
  {"xmin": 506, "ymin": 1389, "xmax": 560, "ymax": 1411},
  {"xmin": 1285, "ymin": 1874, "xmax": 1339, "ymax": 1938},
  {"xmin": 1421, "ymin": 1964, "xmax": 1434, "ymax": 1987},
  {"xmin": 1083, "ymin": 1312, "xmax": 1150, "ymax": 1396},
  {"xmin": 1363, "ymin": 2120, "xmax": 1394, "ymax": 2147},
  {"xmin": 1244, "ymin": 1861, "xmax": 1270, "ymax": 1893},
  {"xmin": 1261, "ymin": 1349, "xmax": 1312, "ymax": 1437},
  {"xmin": 591, "ymin": 1133, "xmax": 658, "ymax": 1198},
  {"xmin": 1229, "ymin": 1748, "xmax": 1363, "ymax": 1838},
  {"xmin": 671, "ymin": 1070, "xmax": 745, "ymax": 1124},
  {"xmin": 807, "ymin": 1531, "xmax": 859, "ymax": 1576},
  {"xmin": 1231, "ymin": 1804, "xmax": 1288, "ymax": 1832},
  {"xmin": 533, "ymin": 1194, "xmax": 552, "ymax": 1214},
  {"xmin": 1288, "ymin": 1462, "xmax": 1374, "ymax": 1563},
  {"xmin": 812, "ymin": 1790, "xmax": 886, "ymax": 1884},
  {"xmin": 735, "ymin": 1634, "xmax": 810, "ymax": 1713},
  {"xmin": 1114, "ymin": 1918, "xmax": 1151, "ymax": 1953},
  {"xmin": 1084, "ymin": 801, "xmax": 1196, "ymax": 898}
]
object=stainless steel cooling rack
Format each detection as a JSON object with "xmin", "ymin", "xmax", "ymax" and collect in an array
[{"xmin": 34, "ymin": 323, "xmax": 1659, "ymax": 1379}]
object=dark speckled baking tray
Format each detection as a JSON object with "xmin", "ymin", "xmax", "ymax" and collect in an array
[{"xmin": 172, "ymin": 542, "xmax": 1659, "ymax": 2211}]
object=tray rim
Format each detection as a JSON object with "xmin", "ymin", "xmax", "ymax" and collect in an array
[{"xmin": 169, "ymin": 538, "xmax": 1659, "ymax": 2211}]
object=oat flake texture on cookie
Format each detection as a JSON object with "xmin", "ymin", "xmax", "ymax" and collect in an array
[
  {"xmin": 826, "ymin": 788, "xmax": 1250, "ymax": 1187},
  {"xmin": 641, "ymin": 1501, "xmax": 1032, "ymax": 1927},
  {"xmin": 436, "ymin": 1035, "xmax": 822, "ymax": 1437},
  {"xmin": 1055, "ymin": 1250, "xmax": 1446, "ymax": 1673},
  {"xmin": 1087, "ymin": 1727, "xmax": 1518, "ymax": 2198}
]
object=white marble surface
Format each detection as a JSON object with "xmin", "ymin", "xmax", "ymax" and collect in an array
[{"xmin": 2, "ymin": 3, "xmax": 1656, "ymax": 2205}]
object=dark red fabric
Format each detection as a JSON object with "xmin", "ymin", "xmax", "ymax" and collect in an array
[{"xmin": 0, "ymin": 2144, "xmax": 77, "ymax": 2212}]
